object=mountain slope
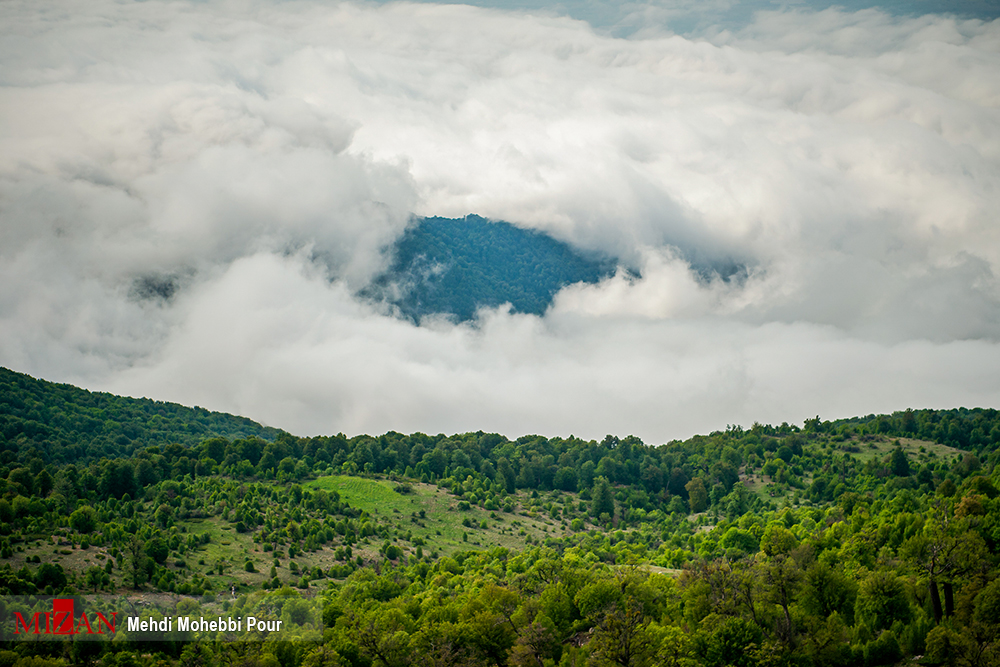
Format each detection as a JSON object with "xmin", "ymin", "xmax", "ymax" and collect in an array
[
  {"xmin": 367, "ymin": 215, "xmax": 615, "ymax": 321},
  {"xmin": 0, "ymin": 366, "xmax": 279, "ymax": 464}
]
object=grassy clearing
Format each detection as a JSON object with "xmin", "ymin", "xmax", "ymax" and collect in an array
[
  {"xmin": 738, "ymin": 435, "xmax": 963, "ymax": 510},
  {"xmin": 307, "ymin": 475, "xmax": 590, "ymax": 557},
  {"xmin": 14, "ymin": 476, "xmax": 597, "ymax": 597},
  {"xmin": 844, "ymin": 436, "xmax": 962, "ymax": 464},
  {"xmin": 310, "ymin": 475, "xmax": 429, "ymax": 516}
]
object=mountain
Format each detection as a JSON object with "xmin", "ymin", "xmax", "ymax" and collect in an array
[
  {"xmin": 0, "ymin": 366, "xmax": 279, "ymax": 465},
  {"xmin": 0, "ymin": 368, "xmax": 998, "ymax": 667},
  {"xmin": 366, "ymin": 215, "xmax": 615, "ymax": 321}
]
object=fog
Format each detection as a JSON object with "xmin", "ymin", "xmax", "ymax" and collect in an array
[{"xmin": 2, "ymin": 0, "xmax": 999, "ymax": 442}]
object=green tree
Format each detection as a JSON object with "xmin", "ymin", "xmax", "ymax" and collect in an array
[
  {"xmin": 154, "ymin": 503, "xmax": 173, "ymax": 528},
  {"xmin": 800, "ymin": 561, "xmax": 856, "ymax": 623},
  {"xmin": 685, "ymin": 478, "xmax": 708, "ymax": 513},
  {"xmin": 592, "ymin": 477, "xmax": 615, "ymax": 523},
  {"xmin": 70, "ymin": 506, "xmax": 98, "ymax": 534},
  {"xmin": 698, "ymin": 615, "xmax": 763, "ymax": 667},
  {"xmin": 719, "ymin": 528, "xmax": 758, "ymax": 556},
  {"xmin": 85, "ymin": 566, "xmax": 105, "ymax": 593},
  {"xmin": 497, "ymin": 458, "xmax": 516, "ymax": 494},
  {"xmin": 146, "ymin": 537, "xmax": 169, "ymax": 565},
  {"xmin": 126, "ymin": 535, "xmax": 149, "ymax": 589},
  {"xmin": 35, "ymin": 563, "xmax": 67, "ymax": 592},
  {"xmin": 34, "ymin": 469, "xmax": 53, "ymax": 497},
  {"xmin": 901, "ymin": 517, "xmax": 988, "ymax": 623},
  {"xmin": 890, "ymin": 446, "xmax": 910, "ymax": 477},
  {"xmin": 757, "ymin": 524, "xmax": 801, "ymax": 642},
  {"xmin": 8, "ymin": 468, "xmax": 33, "ymax": 496},
  {"xmin": 589, "ymin": 599, "xmax": 657, "ymax": 667},
  {"xmin": 855, "ymin": 572, "xmax": 911, "ymax": 633}
]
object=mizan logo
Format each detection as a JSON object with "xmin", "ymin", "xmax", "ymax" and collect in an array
[{"xmin": 14, "ymin": 598, "xmax": 116, "ymax": 636}]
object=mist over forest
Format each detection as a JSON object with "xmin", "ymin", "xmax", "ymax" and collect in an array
[
  {"xmin": 1, "ymin": 367, "xmax": 1000, "ymax": 665},
  {"xmin": 1, "ymin": 0, "xmax": 999, "ymax": 664},
  {"xmin": 2, "ymin": 0, "xmax": 1000, "ymax": 442}
]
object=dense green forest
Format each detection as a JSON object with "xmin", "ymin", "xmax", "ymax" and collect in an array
[
  {"xmin": 0, "ymin": 367, "xmax": 278, "ymax": 465},
  {"xmin": 0, "ymin": 367, "xmax": 999, "ymax": 667},
  {"xmin": 364, "ymin": 215, "xmax": 615, "ymax": 321}
]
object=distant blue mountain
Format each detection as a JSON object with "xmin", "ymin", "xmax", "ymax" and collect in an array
[{"xmin": 368, "ymin": 215, "xmax": 615, "ymax": 322}]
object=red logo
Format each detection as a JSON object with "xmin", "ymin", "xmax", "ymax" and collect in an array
[{"xmin": 13, "ymin": 598, "xmax": 116, "ymax": 636}]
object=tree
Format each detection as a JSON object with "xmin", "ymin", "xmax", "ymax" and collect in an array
[
  {"xmin": 35, "ymin": 469, "xmax": 53, "ymax": 497},
  {"xmin": 419, "ymin": 449, "xmax": 446, "ymax": 478},
  {"xmin": 855, "ymin": 572, "xmax": 911, "ymax": 633},
  {"xmin": 85, "ymin": 566, "xmax": 105, "ymax": 593},
  {"xmin": 8, "ymin": 468, "xmax": 33, "ymax": 496},
  {"xmin": 154, "ymin": 503, "xmax": 173, "ymax": 528},
  {"xmin": 348, "ymin": 606, "xmax": 415, "ymax": 667},
  {"xmin": 146, "ymin": 537, "xmax": 169, "ymax": 565},
  {"xmin": 890, "ymin": 446, "xmax": 910, "ymax": 477},
  {"xmin": 496, "ymin": 458, "xmax": 516, "ymax": 494},
  {"xmin": 686, "ymin": 478, "xmax": 708, "ymax": 513},
  {"xmin": 800, "ymin": 562, "xmax": 856, "ymax": 623},
  {"xmin": 70, "ymin": 506, "xmax": 98, "ymax": 534},
  {"xmin": 719, "ymin": 528, "xmax": 757, "ymax": 556},
  {"xmin": 35, "ymin": 563, "xmax": 67, "ymax": 592},
  {"xmin": 699, "ymin": 615, "xmax": 763, "ymax": 667},
  {"xmin": 759, "ymin": 524, "xmax": 797, "ymax": 558},
  {"xmin": 901, "ymin": 516, "xmax": 989, "ymax": 623},
  {"xmin": 135, "ymin": 459, "xmax": 158, "ymax": 487},
  {"xmin": 126, "ymin": 535, "xmax": 149, "ymax": 590},
  {"xmin": 99, "ymin": 460, "xmax": 137, "ymax": 500},
  {"xmin": 589, "ymin": 599, "xmax": 657, "ymax": 667},
  {"xmin": 757, "ymin": 524, "xmax": 801, "ymax": 642},
  {"xmin": 201, "ymin": 437, "xmax": 228, "ymax": 464},
  {"xmin": 591, "ymin": 477, "xmax": 615, "ymax": 522}
]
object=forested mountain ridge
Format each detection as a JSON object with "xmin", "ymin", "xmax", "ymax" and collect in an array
[
  {"xmin": 0, "ymin": 366, "xmax": 279, "ymax": 465},
  {"xmin": 365, "ymin": 215, "xmax": 615, "ymax": 321},
  {"xmin": 0, "ymin": 369, "xmax": 998, "ymax": 667}
]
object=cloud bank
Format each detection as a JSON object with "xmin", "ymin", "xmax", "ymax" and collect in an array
[{"xmin": 1, "ymin": 0, "xmax": 999, "ymax": 442}]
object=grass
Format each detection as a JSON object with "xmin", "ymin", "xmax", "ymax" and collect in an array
[
  {"xmin": 12, "ymin": 475, "xmax": 597, "ymax": 598},
  {"xmin": 309, "ymin": 475, "xmax": 428, "ymax": 516},
  {"xmin": 738, "ymin": 434, "xmax": 963, "ymax": 510},
  {"xmin": 847, "ymin": 436, "xmax": 962, "ymax": 464},
  {"xmin": 307, "ymin": 475, "xmax": 589, "ymax": 557}
]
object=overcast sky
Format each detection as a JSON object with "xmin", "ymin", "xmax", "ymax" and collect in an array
[{"xmin": 2, "ymin": 0, "xmax": 999, "ymax": 443}]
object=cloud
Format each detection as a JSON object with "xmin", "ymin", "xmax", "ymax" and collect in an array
[
  {"xmin": 107, "ymin": 251, "xmax": 1000, "ymax": 441},
  {"xmin": 1, "ymin": 0, "xmax": 999, "ymax": 441}
]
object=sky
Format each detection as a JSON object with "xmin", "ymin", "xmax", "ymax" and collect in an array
[{"xmin": 1, "ymin": 0, "xmax": 999, "ymax": 444}]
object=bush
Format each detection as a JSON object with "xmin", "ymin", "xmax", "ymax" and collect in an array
[
  {"xmin": 145, "ymin": 538, "xmax": 169, "ymax": 565},
  {"xmin": 863, "ymin": 631, "xmax": 902, "ymax": 666},
  {"xmin": 925, "ymin": 626, "xmax": 967, "ymax": 667},
  {"xmin": 856, "ymin": 573, "xmax": 911, "ymax": 632},
  {"xmin": 244, "ymin": 560, "xmax": 256, "ymax": 573},
  {"xmin": 69, "ymin": 507, "xmax": 98, "ymax": 534}
]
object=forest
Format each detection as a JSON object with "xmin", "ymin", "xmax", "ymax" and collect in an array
[
  {"xmin": 0, "ymin": 366, "xmax": 999, "ymax": 667},
  {"xmin": 363, "ymin": 215, "xmax": 615, "ymax": 322}
]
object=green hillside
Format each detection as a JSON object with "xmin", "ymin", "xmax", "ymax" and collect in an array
[
  {"xmin": 0, "ymin": 366, "xmax": 280, "ymax": 464},
  {"xmin": 0, "ymin": 369, "xmax": 998, "ymax": 667},
  {"xmin": 366, "ymin": 215, "xmax": 615, "ymax": 321}
]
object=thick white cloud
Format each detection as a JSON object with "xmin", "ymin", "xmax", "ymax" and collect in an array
[{"xmin": 1, "ymin": 0, "xmax": 999, "ymax": 441}]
